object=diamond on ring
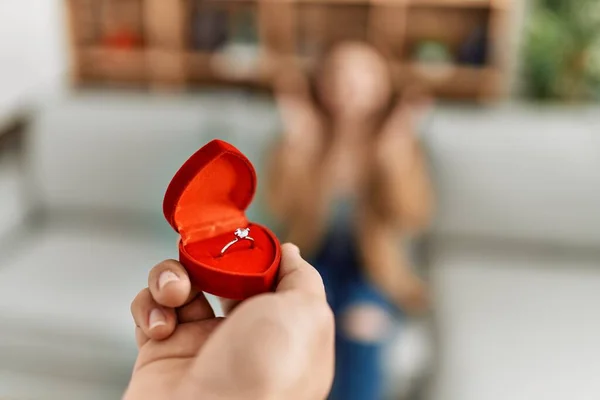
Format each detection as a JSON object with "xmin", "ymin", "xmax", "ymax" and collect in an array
[
  {"xmin": 235, "ymin": 228, "xmax": 250, "ymax": 239},
  {"xmin": 221, "ymin": 227, "xmax": 255, "ymax": 255}
]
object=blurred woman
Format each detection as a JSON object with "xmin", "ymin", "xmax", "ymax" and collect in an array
[{"xmin": 266, "ymin": 42, "xmax": 435, "ymax": 400}]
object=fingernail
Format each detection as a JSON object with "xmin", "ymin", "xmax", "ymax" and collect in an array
[
  {"xmin": 158, "ymin": 270, "xmax": 180, "ymax": 290},
  {"xmin": 149, "ymin": 308, "xmax": 167, "ymax": 330}
]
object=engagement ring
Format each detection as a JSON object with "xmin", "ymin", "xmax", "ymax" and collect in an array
[{"xmin": 221, "ymin": 228, "xmax": 254, "ymax": 255}]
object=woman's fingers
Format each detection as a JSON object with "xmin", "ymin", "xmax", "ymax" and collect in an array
[
  {"xmin": 148, "ymin": 259, "xmax": 192, "ymax": 308},
  {"xmin": 131, "ymin": 288, "xmax": 177, "ymax": 344}
]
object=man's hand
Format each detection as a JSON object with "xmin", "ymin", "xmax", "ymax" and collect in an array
[{"xmin": 125, "ymin": 244, "xmax": 334, "ymax": 400}]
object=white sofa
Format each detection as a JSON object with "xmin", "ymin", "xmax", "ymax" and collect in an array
[
  {"xmin": 1, "ymin": 94, "xmax": 600, "ymax": 400},
  {"xmin": 425, "ymin": 105, "xmax": 600, "ymax": 400}
]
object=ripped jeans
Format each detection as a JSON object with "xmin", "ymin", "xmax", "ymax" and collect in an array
[{"xmin": 313, "ymin": 259, "xmax": 402, "ymax": 400}]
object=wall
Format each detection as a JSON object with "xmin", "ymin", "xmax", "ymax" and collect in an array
[
  {"xmin": 0, "ymin": 0, "xmax": 68, "ymax": 112},
  {"xmin": 0, "ymin": 0, "xmax": 66, "ymax": 239}
]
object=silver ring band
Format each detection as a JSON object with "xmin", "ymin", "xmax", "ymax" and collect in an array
[{"xmin": 221, "ymin": 228, "xmax": 254, "ymax": 255}]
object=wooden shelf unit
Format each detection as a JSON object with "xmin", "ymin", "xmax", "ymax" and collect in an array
[{"xmin": 67, "ymin": 0, "xmax": 511, "ymax": 100}]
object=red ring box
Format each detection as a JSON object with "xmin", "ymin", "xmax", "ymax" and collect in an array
[{"xmin": 163, "ymin": 139, "xmax": 281, "ymax": 299}]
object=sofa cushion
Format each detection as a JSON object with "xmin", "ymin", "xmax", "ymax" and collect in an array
[
  {"xmin": 0, "ymin": 218, "xmax": 215, "ymax": 391},
  {"xmin": 28, "ymin": 93, "xmax": 279, "ymax": 215},
  {"xmin": 425, "ymin": 106, "xmax": 600, "ymax": 247}
]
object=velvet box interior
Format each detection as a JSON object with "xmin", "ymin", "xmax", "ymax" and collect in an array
[{"xmin": 163, "ymin": 140, "xmax": 281, "ymax": 299}]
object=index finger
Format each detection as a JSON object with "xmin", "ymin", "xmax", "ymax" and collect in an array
[
  {"xmin": 275, "ymin": 243, "xmax": 326, "ymax": 300},
  {"xmin": 148, "ymin": 259, "xmax": 194, "ymax": 308}
]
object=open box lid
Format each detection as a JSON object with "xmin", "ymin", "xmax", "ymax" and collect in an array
[{"xmin": 163, "ymin": 140, "xmax": 256, "ymax": 242}]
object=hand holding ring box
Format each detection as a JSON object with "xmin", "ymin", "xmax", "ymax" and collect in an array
[{"xmin": 163, "ymin": 140, "xmax": 281, "ymax": 300}]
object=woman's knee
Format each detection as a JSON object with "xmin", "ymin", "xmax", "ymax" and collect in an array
[{"xmin": 339, "ymin": 303, "xmax": 393, "ymax": 343}]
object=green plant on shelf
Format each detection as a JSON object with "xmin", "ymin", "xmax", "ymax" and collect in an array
[{"xmin": 523, "ymin": 0, "xmax": 600, "ymax": 101}]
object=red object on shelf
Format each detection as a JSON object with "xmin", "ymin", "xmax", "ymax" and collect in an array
[
  {"xmin": 102, "ymin": 30, "xmax": 142, "ymax": 49},
  {"xmin": 163, "ymin": 140, "xmax": 281, "ymax": 299}
]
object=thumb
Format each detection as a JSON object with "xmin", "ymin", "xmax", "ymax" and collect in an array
[
  {"xmin": 216, "ymin": 243, "xmax": 324, "ymax": 316},
  {"xmin": 276, "ymin": 243, "xmax": 326, "ymax": 300}
]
